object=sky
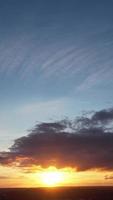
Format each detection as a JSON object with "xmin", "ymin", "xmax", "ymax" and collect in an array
[{"xmin": 0, "ymin": 0, "xmax": 113, "ymax": 187}]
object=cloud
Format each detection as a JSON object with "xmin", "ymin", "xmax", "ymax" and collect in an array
[
  {"xmin": 0, "ymin": 176, "xmax": 10, "ymax": 179},
  {"xmin": 17, "ymin": 98, "xmax": 67, "ymax": 116},
  {"xmin": 0, "ymin": 8, "xmax": 113, "ymax": 89},
  {"xmin": 105, "ymin": 175, "xmax": 113, "ymax": 180},
  {"xmin": 0, "ymin": 175, "xmax": 25, "ymax": 180},
  {"xmin": 0, "ymin": 108, "xmax": 113, "ymax": 171},
  {"xmin": 16, "ymin": 98, "xmax": 72, "ymax": 124},
  {"xmin": 92, "ymin": 108, "xmax": 113, "ymax": 124},
  {"xmin": 77, "ymin": 66, "xmax": 113, "ymax": 91}
]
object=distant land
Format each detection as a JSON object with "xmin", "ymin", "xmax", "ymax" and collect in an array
[{"xmin": 0, "ymin": 186, "xmax": 113, "ymax": 200}]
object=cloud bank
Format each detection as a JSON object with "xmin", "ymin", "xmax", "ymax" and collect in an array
[{"xmin": 0, "ymin": 108, "xmax": 113, "ymax": 171}]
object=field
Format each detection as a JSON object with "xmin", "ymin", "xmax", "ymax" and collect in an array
[{"xmin": 0, "ymin": 187, "xmax": 113, "ymax": 200}]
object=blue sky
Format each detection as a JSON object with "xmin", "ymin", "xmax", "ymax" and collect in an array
[{"xmin": 0, "ymin": 0, "xmax": 113, "ymax": 150}]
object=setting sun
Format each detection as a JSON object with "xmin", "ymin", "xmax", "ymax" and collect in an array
[
  {"xmin": 40, "ymin": 171, "xmax": 63, "ymax": 186},
  {"xmin": 39, "ymin": 167, "xmax": 64, "ymax": 187}
]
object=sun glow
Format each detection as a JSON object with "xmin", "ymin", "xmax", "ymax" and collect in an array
[
  {"xmin": 38, "ymin": 166, "xmax": 72, "ymax": 187},
  {"xmin": 39, "ymin": 167, "xmax": 64, "ymax": 186},
  {"xmin": 31, "ymin": 166, "xmax": 77, "ymax": 187},
  {"xmin": 41, "ymin": 171, "xmax": 63, "ymax": 186}
]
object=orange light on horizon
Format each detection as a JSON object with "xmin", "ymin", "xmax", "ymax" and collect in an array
[
  {"xmin": 40, "ymin": 170, "xmax": 63, "ymax": 186},
  {"xmin": 1, "ymin": 165, "xmax": 113, "ymax": 187},
  {"xmin": 34, "ymin": 166, "xmax": 75, "ymax": 187}
]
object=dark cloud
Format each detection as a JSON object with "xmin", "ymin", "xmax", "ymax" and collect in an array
[
  {"xmin": 0, "ymin": 108, "xmax": 113, "ymax": 171},
  {"xmin": 105, "ymin": 175, "xmax": 113, "ymax": 180},
  {"xmin": 92, "ymin": 108, "xmax": 113, "ymax": 124}
]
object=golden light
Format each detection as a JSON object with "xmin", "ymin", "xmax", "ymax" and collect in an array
[
  {"xmin": 31, "ymin": 166, "xmax": 77, "ymax": 187},
  {"xmin": 40, "ymin": 171, "xmax": 63, "ymax": 186},
  {"xmin": 40, "ymin": 167, "xmax": 64, "ymax": 187}
]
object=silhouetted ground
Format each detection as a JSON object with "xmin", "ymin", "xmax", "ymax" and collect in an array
[{"xmin": 0, "ymin": 187, "xmax": 113, "ymax": 200}]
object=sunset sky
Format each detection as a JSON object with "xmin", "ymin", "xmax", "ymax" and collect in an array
[{"xmin": 0, "ymin": 0, "xmax": 113, "ymax": 187}]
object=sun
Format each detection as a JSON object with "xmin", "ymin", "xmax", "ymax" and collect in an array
[
  {"xmin": 39, "ymin": 167, "xmax": 64, "ymax": 187},
  {"xmin": 33, "ymin": 166, "xmax": 75, "ymax": 187}
]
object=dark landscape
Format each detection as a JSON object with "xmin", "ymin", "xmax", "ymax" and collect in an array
[{"xmin": 0, "ymin": 187, "xmax": 113, "ymax": 200}]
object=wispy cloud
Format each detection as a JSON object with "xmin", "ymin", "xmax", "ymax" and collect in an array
[
  {"xmin": 105, "ymin": 174, "xmax": 113, "ymax": 180},
  {"xmin": 0, "ymin": 175, "xmax": 11, "ymax": 179},
  {"xmin": 77, "ymin": 66, "xmax": 113, "ymax": 91},
  {"xmin": 0, "ymin": 13, "xmax": 113, "ymax": 92},
  {"xmin": 17, "ymin": 98, "xmax": 68, "ymax": 117}
]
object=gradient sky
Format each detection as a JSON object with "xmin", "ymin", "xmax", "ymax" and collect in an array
[
  {"xmin": 0, "ymin": 0, "xmax": 113, "ymax": 152},
  {"xmin": 0, "ymin": 0, "xmax": 113, "ymax": 188}
]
